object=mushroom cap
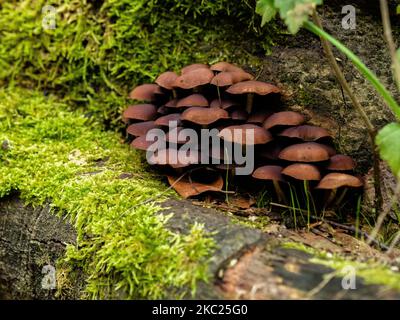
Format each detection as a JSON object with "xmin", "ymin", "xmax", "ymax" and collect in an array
[
  {"xmin": 218, "ymin": 124, "xmax": 273, "ymax": 145},
  {"xmin": 157, "ymin": 106, "xmax": 169, "ymax": 115},
  {"xmin": 252, "ymin": 165, "xmax": 284, "ymax": 181},
  {"xmin": 210, "ymin": 99, "xmax": 238, "ymax": 110},
  {"xmin": 130, "ymin": 135, "xmax": 161, "ymax": 151},
  {"xmin": 320, "ymin": 144, "xmax": 337, "ymax": 157},
  {"xmin": 327, "ymin": 155, "xmax": 356, "ymax": 171},
  {"xmin": 149, "ymin": 148, "xmax": 199, "ymax": 168},
  {"xmin": 181, "ymin": 63, "xmax": 209, "ymax": 74},
  {"xmin": 181, "ymin": 107, "xmax": 229, "ymax": 126},
  {"xmin": 174, "ymin": 68, "xmax": 214, "ymax": 89},
  {"xmin": 129, "ymin": 84, "xmax": 163, "ymax": 101},
  {"xmin": 226, "ymin": 80, "xmax": 281, "ymax": 96},
  {"xmin": 165, "ymin": 98, "xmax": 179, "ymax": 108},
  {"xmin": 247, "ymin": 110, "xmax": 272, "ymax": 125},
  {"xmin": 282, "ymin": 163, "xmax": 321, "ymax": 181},
  {"xmin": 279, "ymin": 125, "xmax": 331, "ymax": 141},
  {"xmin": 127, "ymin": 121, "xmax": 159, "ymax": 137},
  {"xmin": 210, "ymin": 62, "xmax": 245, "ymax": 73},
  {"xmin": 211, "ymin": 71, "xmax": 254, "ymax": 87},
  {"xmin": 123, "ymin": 104, "xmax": 158, "ymax": 122},
  {"xmin": 230, "ymin": 109, "xmax": 248, "ymax": 121},
  {"xmin": 155, "ymin": 71, "xmax": 179, "ymax": 90},
  {"xmin": 316, "ymin": 173, "xmax": 363, "ymax": 189},
  {"xmin": 154, "ymin": 113, "xmax": 182, "ymax": 127},
  {"xmin": 263, "ymin": 111, "xmax": 305, "ymax": 130},
  {"xmin": 167, "ymin": 173, "xmax": 223, "ymax": 199},
  {"xmin": 176, "ymin": 94, "xmax": 209, "ymax": 108},
  {"xmin": 279, "ymin": 142, "xmax": 331, "ymax": 162}
]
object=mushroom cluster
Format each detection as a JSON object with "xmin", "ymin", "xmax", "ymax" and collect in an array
[{"xmin": 123, "ymin": 62, "xmax": 363, "ymax": 208}]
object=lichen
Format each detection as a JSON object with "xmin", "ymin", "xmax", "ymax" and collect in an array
[
  {"xmin": 282, "ymin": 242, "xmax": 400, "ymax": 291},
  {"xmin": 0, "ymin": 87, "xmax": 215, "ymax": 299}
]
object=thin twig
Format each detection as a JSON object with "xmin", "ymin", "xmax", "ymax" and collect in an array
[
  {"xmin": 379, "ymin": 0, "xmax": 400, "ymax": 91},
  {"xmin": 312, "ymin": 11, "xmax": 383, "ymax": 213},
  {"xmin": 387, "ymin": 231, "xmax": 400, "ymax": 255}
]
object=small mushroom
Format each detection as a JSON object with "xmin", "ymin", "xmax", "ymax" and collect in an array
[
  {"xmin": 122, "ymin": 104, "xmax": 158, "ymax": 123},
  {"xmin": 279, "ymin": 142, "xmax": 331, "ymax": 163},
  {"xmin": 226, "ymin": 80, "xmax": 281, "ymax": 114},
  {"xmin": 279, "ymin": 125, "xmax": 331, "ymax": 142},
  {"xmin": 211, "ymin": 71, "xmax": 254, "ymax": 87},
  {"xmin": 326, "ymin": 155, "xmax": 356, "ymax": 171},
  {"xmin": 154, "ymin": 113, "xmax": 182, "ymax": 127},
  {"xmin": 210, "ymin": 99, "xmax": 238, "ymax": 110},
  {"xmin": 263, "ymin": 111, "xmax": 305, "ymax": 131},
  {"xmin": 167, "ymin": 172, "xmax": 223, "ymax": 199},
  {"xmin": 155, "ymin": 71, "xmax": 179, "ymax": 98},
  {"xmin": 149, "ymin": 148, "xmax": 199, "ymax": 169},
  {"xmin": 316, "ymin": 172, "xmax": 363, "ymax": 207},
  {"xmin": 252, "ymin": 165, "xmax": 287, "ymax": 203},
  {"xmin": 218, "ymin": 124, "xmax": 273, "ymax": 145},
  {"xmin": 174, "ymin": 68, "xmax": 214, "ymax": 90},
  {"xmin": 181, "ymin": 63, "xmax": 209, "ymax": 74},
  {"xmin": 181, "ymin": 107, "xmax": 229, "ymax": 127},
  {"xmin": 210, "ymin": 62, "xmax": 245, "ymax": 73},
  {"xmin": 129, "ymin": 84, "xmax": 163, "ymax": 101},
  {"xmin": 130, "ymin": 135, "xmax": 162, "ymax": 151},
  {"xmin": 176, "ymin": 94, "xmax": 209, "ymax": 108},
  {"xmin": 127, "ymin": 121, "xmax": 159, "ymax": 137},
  {"xmin": 282, "ymin": 163, "xmax": 321, "ymax": 181}
]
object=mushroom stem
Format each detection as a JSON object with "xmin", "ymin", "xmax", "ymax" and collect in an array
[
  {"xmin": 303, "ymin": 180, "xmax": 311, "ymax": 231},
  {"xmin": 334, "ymin": 188, "xmax": 348, "ymax": 207},
  {"xmin": 273, "ymin": 180, "xmax": 287, "ymax": 204},
  {"xmin": 325, "ymin": 189, "xmax": 337, "ymax": 208},
  {"xmin": 217, "ymin": 86, "xmax": 222, "ymax": 105},
  {"xmin": 246, "ymin": 93, "xmax": 254, "ymax": 114},
  {"xmin": 172, "ymin": 89, "xmax": 177, "ymax": 99}
]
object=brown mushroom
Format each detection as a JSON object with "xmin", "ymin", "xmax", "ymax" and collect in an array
[
  {"xmin": 226, "ymin": 80, "xmax": 281, "ymax": 113},
  {"xmin": 130, "ymin": 135, "xmax": 162, "ymax": 151},
  {"xmin": 210, "ymin": 99, "xmax": 238, "ymax": 110},
  {"xmin": 263, "ymin": 111, "xmax": 305, "ymax": 131},
  {"xmin": 127, "ymin": 121, "xmax": 159, "ymax": 137},
  {"xmin": 326, "ymin": 155, "xmax": 356, "ymax": 171},
  {"xmin": 316, "ymin": 172, "xmax": 363, "ymax": 207},
  {"xmin": 181, "ymin": 107, "xmax": 229, "ymax": 126},
  {"xmin": 279, "ymin": 142, "xmax": 330, "ymax": 163},
  {"xmin": 129, "ymin": 84, "xmax": 163, "ymax": 101},
  {"xmin": 174, "ymin": 68, "xmax": 214, "ymax": 90},
  {"xmin": 149, "ymin": 148, "xmax": 199, "ymax": 169},
  {"xmin": 282, "ymin": 163, "xmax": 321, "ymax": 181},
  {"xmin": 165, "ymin": 127, "xmax": 192, "ymax": 145},
  {"xmin": 154, "ymin": 113, "xmax": 182, "ymax": 127},
  {"xmin": 279, "ymin": 125, "xmax": 332, "ymax": 142},
  {"xmin": 181, "ymin": 63, "xmax": 209, "ymax": 74},
  {"xmin": 155, "ymin": 71, "xmax": 179, "ymax": 98},
  {"xmin": 252, "ymin": 165, "xmax": 287, "ymax": 203},
  {"xmin": 167, "ymin": 173, "xmax": 223, "ymax": 199},
  {"xmin": 210, "ymin": 62, "xmax": 245, "ymax": 73},
  {"xmin": 122, "ymin": 104, "xmax": 158, "ymax": 122},
  {"xmin": 218, "ymin": 124, "xmax": 273, "ymax": 145},
  {"xmin": 211, "ymin": 71, "xmax": 254, "ymax": 87},
  {"xmin": 176, "ymin": 94, "xmax": 209, "ymax": 108}
]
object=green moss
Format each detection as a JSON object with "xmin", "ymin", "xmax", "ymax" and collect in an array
[
  {"xmin": 0, "ymin": 0, "xmax": 279, "ymax": 127},
  {"xmin": 0, "ymin": 87, "xmax": 215, "ymax": 299},
  {"xmin": 283, "ymin": 242, "xmax": 400, "ymax": 291}
]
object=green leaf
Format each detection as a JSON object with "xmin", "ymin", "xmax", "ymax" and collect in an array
[
  {"xmin": 396, "ymin": 4, "xmax": 400, "ymax": 15},
  {"xmin": 376, "ymin": 123, "xmax": 400, "ymax": 178},
  {"xmin": 275, "ymin": 0, "xmax": 323, "ymax": 34},
  {"xmin": 256, "ymin": 0, "xmax": 277, "ymax": 27}
]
